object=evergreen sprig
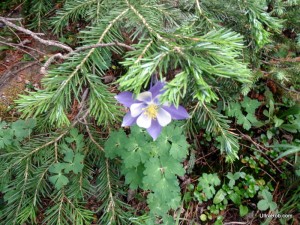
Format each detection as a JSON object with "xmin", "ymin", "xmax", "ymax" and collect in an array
[
  {"xmin": 16, "ymin": 8, "xmax": 130, "ymax": 127},
  {"xmin": 0, "ymin": 121, "xmax": 134, "ymax": 225},
  {"xmin": 24, "ymin": 0, "xmax": 55, "ymax": 31},
  {"xmin": 187, "ymin": 103, "xmax": 240, "ymax": 161}
]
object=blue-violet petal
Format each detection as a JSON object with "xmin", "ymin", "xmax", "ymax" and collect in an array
[
  {"xmin": 115, "ymin": 91, "xmax": 135, "ymax": 107},
  {"xmin": 162, "ymin": 105, "xmax": 189, "ymax": 120},
  {"xmin": 122, "ymin": 112, "xmax": 137, "ymax": 126}
]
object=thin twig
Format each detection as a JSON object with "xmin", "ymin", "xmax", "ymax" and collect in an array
[
  {"xmin": 0, "ymin": 16, "xmax": 135, "ymax": 75},
  {"xmin": 0, "ymin": 61, "xmax": 39, "ymax": 91},
  {"xmin": 223, "ymin": 222, "xmax": 247, "ymax": 225},
  {"xmin": 84, "ymin": 119, "xmax": 104, "ymax": 152},
  {"xmin": 268, "ymin": 56, "xmax": 300, "ymax": 64},
  {"xmin": 75, "ymin": 88, "xmax": 89, "ymax": 116},
  {"xmin": 40, "ymin": 53, "xmax": 65, "ymax": 74},
  {"xmin": 0, "ymin": 37, "xmax": 46, "ymax": 56},
  {"xmin": 269, "ymin": 78, "xmax": 300, "ymax": 94},
  {"xmin": 54, "ymin": 141, "xmax": 58, "ymax": 162},
  {"xmin": 15, "ymin": 39, "xmax": 47, "ymax": 55},
  {"xmin": 0, "ymin": 40, "xmax": 40, "ymax": 62},
  {"xmin": 7, "ymin": 25, "xmax": 22, "ymax": 43},
  {"xmin": 79, "ymin": 88, "xmax": 90, "ymax": 109},
  {"xmin": 0, "ymin": 16, "xmax": 73, "ymax": 52},
  {"xmin": 0, "ymin": 62, "xmax": 8, "ymax": 68},
  {"xmin": 195, "ymin": 149, "xmax": 218, "ymax": 163},
  {"xmin": 74, "ymin": 41, "xmax": 135, "ymax": 52},
  {"xmin": 2, "ymin": 17, "xmax": 23, "ymax": 21},
  {"xmin": 238, "ymin": 130, "xmax": 284, "ymax": 173}
]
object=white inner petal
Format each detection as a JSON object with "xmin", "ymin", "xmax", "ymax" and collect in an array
[
  {"xmin": 136, "ymin": 91, "xmax": 152, "ymax": 102},
  {"xmin": 157, "ymin": 108, "xmax": 172, "ymax": 127},
  {"xmin": 137, "ymin": 113, "xmax": 152, "ymax": 128},
  {"xmin": 130, "ymin": 103, "xmax": 145, "ymax": 117}
]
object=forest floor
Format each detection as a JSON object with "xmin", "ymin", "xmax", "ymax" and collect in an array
[{"xmin": 0, "ymin": 34, "xmax": 56, "ymax": 119}]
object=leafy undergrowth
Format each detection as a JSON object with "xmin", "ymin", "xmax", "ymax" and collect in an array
[
  {"xmin": 0, "ymin": 0, "xmax": 300, "ymax": 225},
  {"xmin": 0, "ymin": 88, "xmax": 299, "ymax": 224}
]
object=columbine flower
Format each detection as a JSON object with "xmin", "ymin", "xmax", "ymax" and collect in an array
[{"xmin": 115, "ymin": 81, "xmax": 189, "ymax": 140}]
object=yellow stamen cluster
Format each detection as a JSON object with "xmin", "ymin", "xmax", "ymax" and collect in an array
[{"xmin": 144, "ymin": 104, "xmax": 159, "ymax": 119}]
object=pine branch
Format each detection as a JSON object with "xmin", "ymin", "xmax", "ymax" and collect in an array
[
  {"xmin": 105, "ymin": 159, "xmax": 117, "ymax": 223},
  {"xmin": 17, "ymin": 8, "xmax": 129, "ymax": 127},
  {"xmin": 13, "ymin": 158, "xmax": 30, "ymax": 225},
  {"xmin": 32, "ymin": 163, "xmax": 54, "ymax": 207},
  {"xmin": 134, "ymin": 39, "xmax": 153, "ymax": 64},
  {"xmin": 124, "ymin": 0, "xmax": 171, "ymax": 46},
  {"xmin": 1, "ymin": 134, "xmax": 64, "ymax": 177},
  {"xmin": 1, "ymin": 109, "xmax": 89, "ymax": 177},
  {"xmin": 41, "ymin": 41, "xmax": 134, "ymax": 74},
  {"xmin": 188, "ymin": 102, "xmax": 240, "ymax": 160},
  {"xmin": 0, "ymin": 126, "xmax": 96, "ymax": 224},
  {"xmin": 51, "ymin": 0, "xmax": 98, "ymax": 33},
  {"xmin": 26, "ymin": 0, "xmax": 54, "ymax": 31},
  {"xmin": 96, "ymin": 158, "xmax": 132, "ymax": 225},
  {"xmin": 195, "ymin": 0, "xmax": 216, "ymax": 29},
  {"xmin": 53, "ymin": 8, "xmax": 128, "ymax": 98},
  {"xmin": 43, "ymin": 191, "xmax": 67, "ymax": 225},
  {"xmin": 119, "ymin": 27, "xmax": 251, "ymax": 105},
  {"xmin": 90, "ymin": 137, "xmax": 132, "ymax": 225}
]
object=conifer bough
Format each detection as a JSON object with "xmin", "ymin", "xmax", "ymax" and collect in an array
[{"xmin": 0, "ymin": 16, "xmax": 134, "ymax": 75}]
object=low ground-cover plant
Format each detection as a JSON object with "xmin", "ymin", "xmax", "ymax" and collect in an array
[{"xmin": 192, "ymin": 172, "xmax": 277, "ymax": 223}]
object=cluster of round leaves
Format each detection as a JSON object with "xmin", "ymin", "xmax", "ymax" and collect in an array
[{"xmin": 193, "ymin": 172, "xmax": 277, "ymax": 222}]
